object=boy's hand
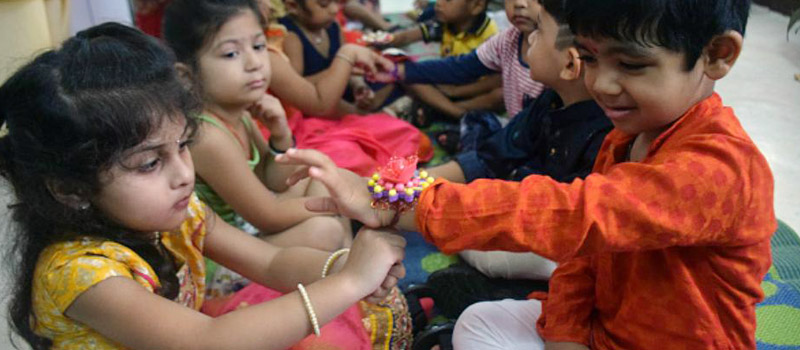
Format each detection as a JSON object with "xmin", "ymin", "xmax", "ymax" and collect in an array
[
  {"xmin": 364, "ymin": 60, "xmax": 399, "ymax": 83},
  {"xmin": 275, "ymin": 148, "xmax": 383, "ymax": 227},
  {"xmin": 248, "ymin": 94, "xmax": 292, "ymax": 146}
]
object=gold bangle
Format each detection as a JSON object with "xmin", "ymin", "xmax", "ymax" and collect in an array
[
  {"xmin": 321, "ymin": 248, "xmax": 350, "ymax": 278},
  {"xmin": 335, "ymin": 53, "xmax": 355, "ymax": 66},
  {"xmin": 297, "ymin": 283, "xmax": 321, "ymax": 337}
]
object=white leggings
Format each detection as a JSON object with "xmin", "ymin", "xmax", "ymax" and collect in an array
[
  {"xmin": 459, "ymin": 250, "xmax": 557, "ymax": 280},
  {"xmin": 452, "ymin": 299, "xmax": 545, "ymax": 350}
]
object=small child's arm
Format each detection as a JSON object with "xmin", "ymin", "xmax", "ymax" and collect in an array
[
  {"xmin": 387, "ymin": 25, "xmax": 425, "ymax": 47},
  {"xmin": 439, "ymin": 74, "xmax": 502, "ymax": 99},
  {"xmin": 342, "ymin": 0, "xmax": 391, "ymax": 31}
]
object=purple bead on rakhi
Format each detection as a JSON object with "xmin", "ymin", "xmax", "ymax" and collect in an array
[{"xmin": 373, "ymin": 192, "xmax": 384, "ymax": 199}]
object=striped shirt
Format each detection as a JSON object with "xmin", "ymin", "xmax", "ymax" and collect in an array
[{"xmin": 477, "ymin": 27, "xmax": 545, "ymax": 117}]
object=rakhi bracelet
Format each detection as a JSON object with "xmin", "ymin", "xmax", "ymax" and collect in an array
[
  {"xmin": 367, "ymin": 155, "xmax": 433, "ymax": 224},
  {"xmin": 321, "ymin": 248, "xmax": 350, "ymax": 278},
  {"xmin": 297, "ymin": 283, "xmax": 321, "ymax": 337}
]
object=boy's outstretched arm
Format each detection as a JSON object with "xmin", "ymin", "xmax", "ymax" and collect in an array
[{"xmin": 415, "ymin": 135, "xmax": 775, "ymax": 262}]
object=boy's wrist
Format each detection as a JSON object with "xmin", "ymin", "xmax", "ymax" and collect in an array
[{"xmin": 397, "ymin": 63, "xmax": 406, "ymax": 81}]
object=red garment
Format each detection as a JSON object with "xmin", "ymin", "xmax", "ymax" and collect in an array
[
  {"xmin": 134, "ymin": 1, "xmax": 169, "ymax": 38},
  {"xmin": 291, "ymin": 110, "xmax": 427, "ymax": 176},
  {"xmin": 416, "ymin": 93, "xmax": 775, "ymax": 349}
]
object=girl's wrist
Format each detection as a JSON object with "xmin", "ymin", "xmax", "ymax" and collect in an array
[
  {"xmin": 327, "ymin": 250, "xmax": 349, "ymax": 276},
  {"xmin": 269, "ymin": 134, "xmax": 295, "ymax": 155},
  {"xmin": 325, "ymin": 269, "xmax": 369, "ymax": 300},
  {"xmin": 338, "ymin": 44, "xmax": 358, "ymax": 62}
]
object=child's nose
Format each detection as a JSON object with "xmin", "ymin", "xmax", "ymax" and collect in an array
[
  {"xmin": 172, "ymin": 152, "xmax": 195, "ymax": 188},
  {"xmin": 244, "ymin": 49, "xmax": 264, "ymax": 71},
  {"xmin": 590, "ymin": 69, "xmax": 622, "ymax": 96}
]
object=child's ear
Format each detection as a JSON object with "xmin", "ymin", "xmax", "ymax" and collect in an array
[
  {"xmin": 46, "ymin": 179, "xmax": 90, "ymax": 210},
  {"xmin": 703, "ymin": 30, "xmax": 743, "ymax": 80},
  {"xmin": 559, "ymin": 47, "xmax": 582, "ymax": 81},
  {"xmin": 174, "ymin": 62, "xmax": 194, "ymax": 90}
]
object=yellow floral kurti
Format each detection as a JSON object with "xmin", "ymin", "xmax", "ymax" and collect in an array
[{"xmin": 32, "ymin": 194, "xmax": 209, "ymax": 349}]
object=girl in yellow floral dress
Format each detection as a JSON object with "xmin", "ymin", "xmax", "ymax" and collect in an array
[{"xmin": 0, "ymin": 22, "xmax": 405, "ymax": 350}]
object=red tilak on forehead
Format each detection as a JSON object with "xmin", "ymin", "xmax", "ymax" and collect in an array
[{"xmin": 581, "ymin": 40, "xmax": 599, "ymax": 54}]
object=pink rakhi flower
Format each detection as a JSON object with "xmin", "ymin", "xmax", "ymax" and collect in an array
[{"xmin": 378, "ymin": 155, "xmax": 419, "ymax": 184}]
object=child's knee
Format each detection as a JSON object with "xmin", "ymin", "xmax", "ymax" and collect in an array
[{"xmin": 303, "ymin": 216, "xmax": 351, "ymax": 250}]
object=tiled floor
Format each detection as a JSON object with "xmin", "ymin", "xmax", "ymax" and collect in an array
[{"xmin": 0, "ymin": 4, "xmax": 798, "ymax": 349}]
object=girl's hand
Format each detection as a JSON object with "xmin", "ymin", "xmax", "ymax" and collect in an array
[
  {"xmin": 248, "ymin": 94, "xmax": 292, "ymax": 146},
  {"xmin": 339, "ymin": 227, "xmax": 406, "ymax": 300},
  {"xmin": 275, "ymin": 148, "xmax": 383, "ymax": 227},
  {"xmin": 339, "ymin": 44, "xmax": 394, "ymax": 77}
]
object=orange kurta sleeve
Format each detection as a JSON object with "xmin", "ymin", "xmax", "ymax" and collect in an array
[{"xmin": 416, "ymin": 126, "xmax": 773, "ymax": 262}]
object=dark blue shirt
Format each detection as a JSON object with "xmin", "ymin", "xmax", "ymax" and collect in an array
[
  {"xmin": 278, "ymin": 17, "xmax": 342, "ymax": 76},
  {"xmin": 455, "ymin": 89, "xmax": 613, "ymax": 182}
]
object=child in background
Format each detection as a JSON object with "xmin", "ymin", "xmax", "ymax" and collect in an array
[
  {"xmin": 423, "ymin": 0, "xmax": 612, "ymax": 283},
  {"xmin": 0, "ymin": 22, "xmax": 405, "ymax": 350},
  {"xmin": 388, "ymin": 0, "xmax": 545, "ymax": 150},
  {"xmin": 163, "ymin": 0, "xmax": 350, "ymax": 252},
  {"xmin": 277, "ymin": 0, "xmax": 777, "ymax": 348},
  {"xmin": 264, "ymin": 0, "xmax": 432, "ymax": 174},
  {"xmin": 379, "ymin": 0, "xmax": 502, "ymax": 122}
]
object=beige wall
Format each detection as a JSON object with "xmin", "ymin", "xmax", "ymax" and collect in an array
[{"xmin": 0, "ymin": 0, "xmax": 70, "ymax": 83}]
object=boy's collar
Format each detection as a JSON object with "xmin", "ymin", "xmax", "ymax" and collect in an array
[
  {"xmin": 446, "ymin": 12, "xmax": 490, "ymax": 36},
  {"xmin": 607, "ymin": 92, "xmax": 724, "ymax": 159}
]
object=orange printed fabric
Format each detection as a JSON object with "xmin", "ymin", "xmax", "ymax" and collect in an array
[{"xmin": 416, "ymin": 93, "xmax": 776, "ymax": 349}]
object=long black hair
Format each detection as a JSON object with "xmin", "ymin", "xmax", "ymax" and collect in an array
[{"xmin": 0, "ymin": 22, "xmax": 200, "ymax": 350}]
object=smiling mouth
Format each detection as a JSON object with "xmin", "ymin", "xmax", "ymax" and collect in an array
[{"xmin": 602, "ymin": 106, "xmax": 636, "ymax": 120}]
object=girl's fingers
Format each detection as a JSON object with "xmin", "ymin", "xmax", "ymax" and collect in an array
[
  {"xmin": 304, "ymin": 197, "xmax": 339, "ymax": 213},
  {"xmin": 381, "ymin": 275, "xmax": 397, "ymax": 290},
  {"xmin": 284, "ymin": 166, "xmax": 311, "ymax": 186},
  {"xmin": 387, "ymin": 263, "xmax": 406, "ymax": 280}
]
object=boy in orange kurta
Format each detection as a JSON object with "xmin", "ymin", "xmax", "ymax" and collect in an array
[{"xmin": 276, "ymin": 0, "xmax": 776, "ymax": 348}]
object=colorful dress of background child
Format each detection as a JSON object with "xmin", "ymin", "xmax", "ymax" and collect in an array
[{"xmin": 277, "ymin": 0, "xmax": 431, "ymax": 175}]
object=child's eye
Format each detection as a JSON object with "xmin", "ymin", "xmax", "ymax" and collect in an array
[
  {"xmin": 179, "ymin": 138, "xmax": 194, "ymax": 151},
  {"xmin": 254, "ymin": 43, "xmax": 267, "ymax": 51},
  {"xmin": 578, "ymin": 55, "xmax": 597, "ymax": 64},
  {"xmin": 619, "ymin": 62, "xmax": 647, "ymax": 70},
  {"xmin": 138, "ymin": 158, "xmax": 162, "ymax": 173},
  {"xmin": 223, "ymin": 51, "xmax": 239, "ymax": 58}
]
